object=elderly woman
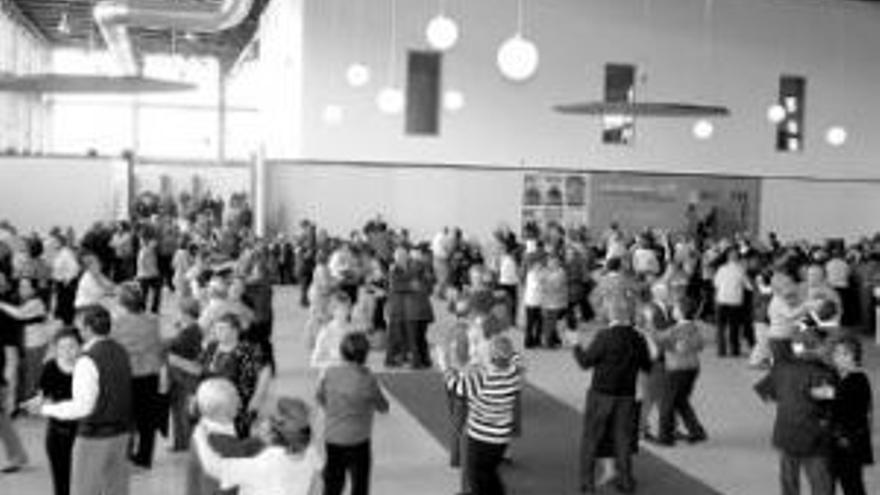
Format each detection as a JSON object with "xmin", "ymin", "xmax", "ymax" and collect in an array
[
  {"xmin": 113, "ymin": 282, "xmax": 164, "ymax": 469},
  {"xmin": 200, "ymin": 314, "xmax": 272, "ymax": 438}
]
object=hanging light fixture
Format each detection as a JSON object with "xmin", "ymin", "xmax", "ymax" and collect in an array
[
  {"xmin": 426, "ymin": 0, "xmax": 459, "ymax": 51},
  {"xmin": 825, "ymin": 126, "xmax": 847, "ymax": 147},
  {"xmin": 497, "ymin": 0, "xmax": 539, "ymax": 82},
  {"xmin": 322, "ymin": 105, "xmax": 345, "ymax": 126},
  {"xmin": 693, "ymin": 119, "xmax": 714, "ymax": 140},
  {"xmin": 57, "ymin": 11, "xmax": 71, "ymax": 35},
  {"xmin": 766, "ymin": 104, "xmax": 786, "ymax": 124},
  {"xmin": 345, "ymin": 0, "xmax": 372, "ymax": 87},
  {"xmin": 443, "ymin": 89, "xmax": 465, "ymax": 112},
  {"xmin": 377, "ymin": 0, "xmax": 404, "ymax": 114},
  {"xmin": 346, "ymin": 63, "xmax": 371, "ymax": 88}
]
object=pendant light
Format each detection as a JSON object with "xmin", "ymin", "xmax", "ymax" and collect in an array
[
  {"xmin": 376, "ymin": 0, "xmax": 404, "ymax": 114},
  {"xmin": 497, "ymin": 0, "xmax": 539, "ymax": 82},
  {"xmin": 766, "ymin": 104, "xmax": 786, "ymax": 124},
  {"xmin": 825, "ymin": 3, "xmax": 848, "ymax": 148},
  {"xmin": 443, "ymin": 90, "xmax": 465, "ymax": 112},
  {"xmin": 692, "ymin": 0, "xmax": 717, "ymax": 140},
  {"xmin": 322, "ymin": 105, "xmax": 344, "ymax": 126},
  {"xmin": 426, "ymin": 0, "xmax": 459, "ymax": 51},
  {"xmin": 345, "ymin": 0, "xmax": 372, "ymax": 87},
  {"xmin": 57, "ymin": 10, "xmax": 71, "ymax": 35}
]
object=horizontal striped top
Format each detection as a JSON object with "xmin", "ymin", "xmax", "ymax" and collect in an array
[{"xmin": 444, "ymin": 361, "xmax": 522, "ymax": 445}]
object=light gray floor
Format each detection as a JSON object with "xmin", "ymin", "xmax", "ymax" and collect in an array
[{"xmin": 1, "ymin": 286, "xmax": 877, "ymax": 495}]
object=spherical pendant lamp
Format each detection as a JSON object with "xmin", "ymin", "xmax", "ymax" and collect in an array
[
  {"xmin": 825, "ymin": 126, "xmax": 847, "ymax": 147},
  {"xmin": 376, "ymin": 87, "xmax": 405, "ymax": 114},
  {"xmin": 322, "ymin": 105, "xmax": 344, "ymax": 125},
  {"xmin": 692, "ymin": 119, "xmax": 714, "ymax": 140},
  {"xmin": 443, "ymin": 90, "xmax": 465, "ymax": 112},
  {"xmin": 345, "ymin": 63, "xmax": 371, "ymax": 87},
  {"xmin": 426, "ymin": 15, "xmax": 459, "ymax": 51},
  {"xmin": 766, "ymin": 104, "xmax": 786, "ymax": 124},
  {"xmin": 496, "ymin": 34, "xmax": 539, "ymax": 82}
]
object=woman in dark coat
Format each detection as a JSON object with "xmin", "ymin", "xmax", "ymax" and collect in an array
[
  {"xmin": 829, "ymin": 335, "xmax": 874, "ymax": 495},
  {"xmin": 385, "ymin": 248, "xmax": 413, "ymax": 368},
  {"xmin": 405, "ymin": 248, "xmax": 435, "ymax": 368}
]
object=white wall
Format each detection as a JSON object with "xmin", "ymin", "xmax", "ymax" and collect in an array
[
  {"xmin": 760, "ymin": 179, "xmax": 880, "ymax": 243},
  {"xmin": 267, "ymin": 161, "xmax": 522, "ymax": 241},
  {"xmin": 0, "ymin": 8, "xmax": 50, "ymax": 154},
  {"xmin": 292, "ymin": 0, "xmax": 880, "ymax": 181},
  {"xmin": 135, "ymin": 162, "xmax": 251, "ymax": 201},
  {"xmin": 0, "ymin": 156, "xmax": 122, "ymax": 234}
]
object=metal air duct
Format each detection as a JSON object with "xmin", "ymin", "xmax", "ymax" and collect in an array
[{"xmin": 93, "ymin": 0, "xmax": 255, "ymax": 75}]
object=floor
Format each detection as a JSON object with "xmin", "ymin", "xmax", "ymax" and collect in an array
[{"xmin": 1, "ymin": 286, "xmax": 877, "ymax": 495}]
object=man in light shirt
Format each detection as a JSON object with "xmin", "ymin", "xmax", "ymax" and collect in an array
[
  {"xmin": 713, "ymin": 248, "xmax": 752, "ymax": 357},
  {"xmin": 29, "ymin": 304, "xmax": 133, "ymax": 495}
]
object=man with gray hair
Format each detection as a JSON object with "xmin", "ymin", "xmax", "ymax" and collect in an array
[{"xmin": 574, "ymin": 297, "xmax": 652, "ymax": 494}]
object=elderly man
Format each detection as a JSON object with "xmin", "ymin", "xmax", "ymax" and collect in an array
[
  {"xmin": 35, "ymin": 305, "xmax": 133, "ymax": 495},
  {"xmin": 574, "ymin": 297, "xmax": 652, "ymax": 494}
]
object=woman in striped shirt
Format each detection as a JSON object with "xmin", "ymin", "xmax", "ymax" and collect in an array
[{"xmin": 439, "ymin": 334, "xmax": 522, "ymax": 495}]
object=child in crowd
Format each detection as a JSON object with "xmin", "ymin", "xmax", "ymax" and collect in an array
[
  {"xmin": 311, "ymin": 291, "xmax": 356, "ymax": 370},
  {"xmin": 186, "ymin": 378, "xmax": 266, "ymax": 495},
  {"xmin": 306, "ymin": 252, "xmax": 334, "ymax": 350},
  {"xmin": 829, "ymin": 336, "xmax": 874, "ymax": 495},
  {"xmin": 167, "ymin": 298, "xmax": 205, "ymax": 452},
  {"xmin": 36, "ymin": 328, "xmax": 81, "ymax": 495},
  {"xmin": 540, "ymin": 254, "xmax": 568, "ymax": 348},
  {"xmin": 652, "ymin": 297, "xmax": 708, "ymax": 446},
  {"xmin": 192, "ymin": 393, "xmax": 322, "ymax": 495},
  {"xmin": 316, "ymin": 332, "xmax": 389, "ymax": 495},
  {"xmin": 522, "ymin": 255, "xmax": 544, "ymax": 348}
]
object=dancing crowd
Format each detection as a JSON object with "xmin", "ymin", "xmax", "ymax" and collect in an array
[{"xmin": 0, "ymin": 208, "xmax": 875, "ymax": 495}]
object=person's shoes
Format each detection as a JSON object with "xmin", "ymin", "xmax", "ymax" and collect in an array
[
  {"xmin": 1, "ymin": 464, "xmax": 25, "ymax": 474},
  {"xmin": 687, "ymin": 432, "xmax": 708, "ymax": 444},
  {"xmin": 613, "ymin": 478, "xmax": 637, "ymax": 493},
  {"xmin": 580, "ymin": 483, "xmax": 597, "ymax": 494}
]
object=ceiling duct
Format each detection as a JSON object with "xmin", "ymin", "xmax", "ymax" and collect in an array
[{"xmin": 94, "ymin": 0, "xmax": 255, "ymax": 75}]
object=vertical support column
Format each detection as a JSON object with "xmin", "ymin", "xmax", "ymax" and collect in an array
[
  {"xmin": 131, "ymin": 93, "xmax": 141, "ymax": 155},
  {"xmin": 218, "ymin": 66, "xmax": 228, "ymax": 166},
  {"xmin": 253, "ymin": 146, "xmax": 267, "ymax": 237}
]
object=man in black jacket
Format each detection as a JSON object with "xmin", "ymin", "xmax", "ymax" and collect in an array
[
  {"xmin": 574, "ymin": 297, "xmax": 652, "ymax": 494},
  {"xmin": 754, "ymin": 329, "xmax": 836, "ymax": 495}
]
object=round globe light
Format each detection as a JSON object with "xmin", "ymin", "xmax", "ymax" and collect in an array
[
  {"xmin": 322, "ymin": 105, "xmax": 344, "ymax": 126},
  {"xmin": 376, "ymin": 87, "xmax": 405, "ymax": 114},
  {"xmin": 443, "ymin": 90, "xmax": 465, "ymax": 112},
  {"xmin": 693, "ymin": 119, "xmax": 714, "ymax": 140},
  {"xmin": 826, "ymin": 126, "xmax": 847, "ymax": 147},
  {"xmin": 426, "ymin": 15, "xmax": 459, "ymax": 51},
  {"xmin": 496, "ymin": 34, "xmax": 540, "ymax": 82},
  {"xmin": 345, "ymin": 63, "xmax": 371, "ymax": 88},
  {"xmin": 766, "ymin": 104, "xmax": 786, "ymax": 124}
]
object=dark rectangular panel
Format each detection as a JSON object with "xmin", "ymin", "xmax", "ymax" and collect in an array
[
  {"xmin": 405, "ymin": 51, "xmax": 442, "ymax": 136},
  {"xmin": 776, "ymin": 75, "xmax": 806, "ymax": 152},
  {"xmin": 602, "ymin": 63, "xmax": 636, "ymax": 145}
]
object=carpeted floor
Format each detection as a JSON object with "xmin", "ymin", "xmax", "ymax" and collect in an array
[{"xmin": 378, "ymin": 371, "xmax": 724, "ymax": 495}]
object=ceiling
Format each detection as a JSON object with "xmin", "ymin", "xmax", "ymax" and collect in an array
[{"xmin": 7, "ymin": 0, "xmax": 269, "ymax": 67}]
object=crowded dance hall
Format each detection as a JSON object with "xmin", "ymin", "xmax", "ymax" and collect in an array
[{"xmin": 0, "ymin": 0, "xmax": 877, "ymax": 494}]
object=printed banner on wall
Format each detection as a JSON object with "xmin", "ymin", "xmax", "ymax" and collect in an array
[{"xmin": 522, "ymin": 172, "xmax": 591, "ymax": 234}]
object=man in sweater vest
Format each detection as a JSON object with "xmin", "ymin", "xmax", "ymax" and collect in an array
[{"xmin": 35, "ymin": 304, "xmax": 133, "ymax": 495}]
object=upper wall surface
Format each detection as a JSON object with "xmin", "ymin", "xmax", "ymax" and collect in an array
[{"xmin": 288, "ymin": 0, "xmax": 880, "ymax": 179}]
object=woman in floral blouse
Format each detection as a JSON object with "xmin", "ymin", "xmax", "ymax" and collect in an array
[{"xmin": 200, "ymin": 313, "xmax": 272, "ymax": 438}]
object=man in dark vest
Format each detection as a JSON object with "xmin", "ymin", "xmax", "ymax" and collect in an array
[{"xmin": 36, "ymin": 304, "xmax": 133, "ymax": 495}]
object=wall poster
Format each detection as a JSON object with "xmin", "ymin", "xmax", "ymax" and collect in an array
[{"xmin": 522, "ymin": 172, "xmax": 592, "ymax": 234}]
